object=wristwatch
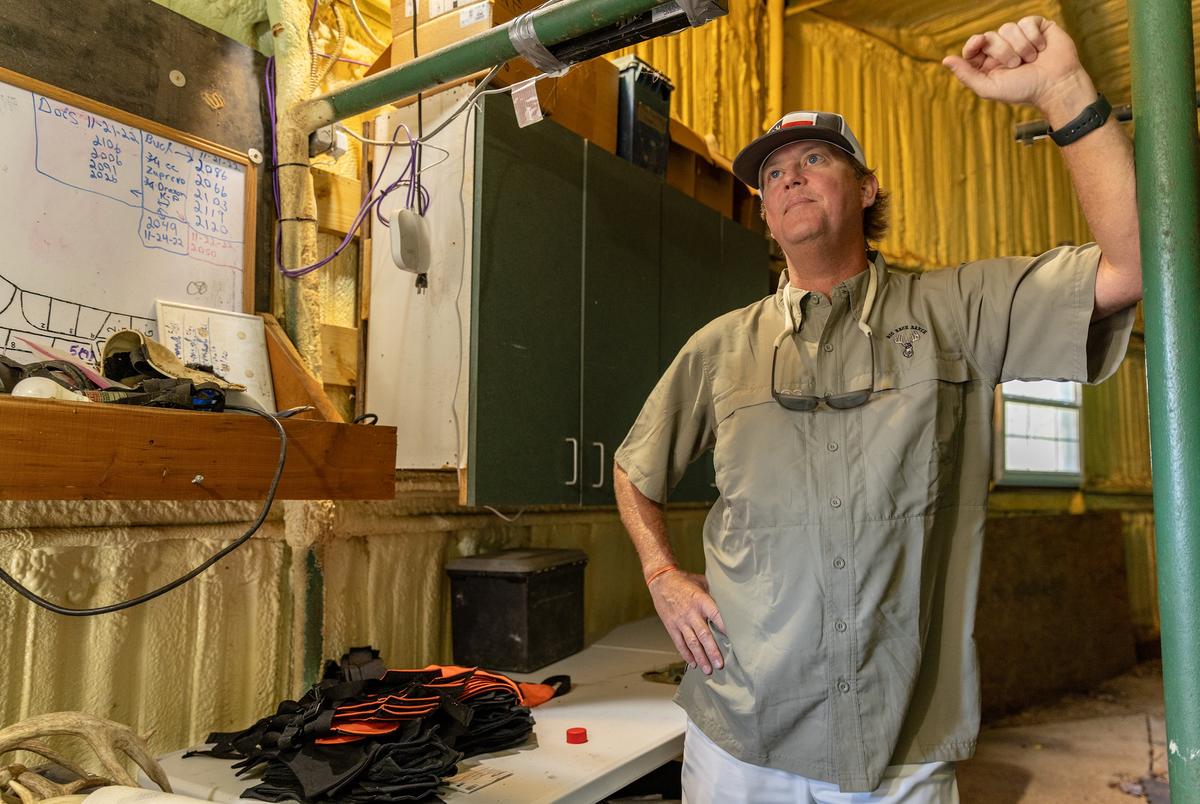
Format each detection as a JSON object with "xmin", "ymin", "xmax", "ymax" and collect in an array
[{"xmin": 1049, "ymin": 93, "xmax": 1112, "ymax": 147}]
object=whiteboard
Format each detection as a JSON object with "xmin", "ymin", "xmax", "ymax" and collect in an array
[
  {"xmin": 0, "ymin": 67, "xmax": 254, "ymax": 367},
  {"xmin": 156, "ymin": 300, "xmax": 276, "ymax": 412}
]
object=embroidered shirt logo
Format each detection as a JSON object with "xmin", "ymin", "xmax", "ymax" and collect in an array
[{"xmin": 886, "ymin": 324, "xmax": 928, "ymax": 359}]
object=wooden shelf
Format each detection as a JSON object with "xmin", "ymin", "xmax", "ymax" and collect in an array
[{"xmin": 0, "ymin": 396, "xmax": 396, "ymax": 501}]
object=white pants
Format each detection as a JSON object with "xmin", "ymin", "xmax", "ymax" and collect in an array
[{"xmin": 681, "ymin": 719, "xmax": 960, "ymax": 804}]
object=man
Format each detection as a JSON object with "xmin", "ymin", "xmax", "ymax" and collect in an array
[{"xmin": 614, "ymin": 16, "xmax": 1140, "ymax": 803}]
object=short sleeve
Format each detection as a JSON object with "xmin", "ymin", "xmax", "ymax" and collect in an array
[
  {"xmin": 946, "ymin": 243, "xmax": 1135, "ymax": 385},
  {"xmin": 613, "ymin": 334, "xmax": 717, "ymax": 504}
]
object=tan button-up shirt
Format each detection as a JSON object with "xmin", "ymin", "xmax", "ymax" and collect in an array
[{"xmin": 614, "ymin": 245, "xmax": 1134, "ymax": 792}]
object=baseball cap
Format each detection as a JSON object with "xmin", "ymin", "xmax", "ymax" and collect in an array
[{"xmin": 732, "ymin": 111, "xmax": 868, "ymax": 190}]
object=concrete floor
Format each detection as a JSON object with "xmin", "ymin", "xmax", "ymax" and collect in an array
[
  {"xmin": 610, "ymin": 660, "xmax": 1171, "ymax": 803},
  {"xmin": 959, "ymin": 660, "xmax": 1169, "ymax": 803}
]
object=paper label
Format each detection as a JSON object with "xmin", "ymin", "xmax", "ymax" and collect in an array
[
  {"xmin": 651, "ymin": 1, "xmax": 684, "ymax": 23},
  {"xmin": 459, "ymin": 2, "xmax": 490, "ymax": 27},
  {"xmin": 512, "ymin": 79, "xmax": 544, "ymax": 128},
  {"xmin": 444, "ymin": 764, "xmax": 513, "ymax": 793},
  {"xmin": 430, "ymin": 0, "xmax": 466, "ymax": 17}
]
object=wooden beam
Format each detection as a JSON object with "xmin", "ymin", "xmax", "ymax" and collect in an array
[
  {"xmin": 261, "ymin": 313, "xmax": 344, "ymax": 422},
  {"xmin": 0, "ymin": 396, "xmax": 395, "ymax": 501},
  {"xmin": 312, "ymin": 168, "xmax": 362, "ymax": 235},
  {"xmin": 321, "ymin": 323, "xmax": 359, "ymax": 386}
]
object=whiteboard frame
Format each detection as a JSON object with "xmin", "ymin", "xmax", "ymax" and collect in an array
[{"xmin": 0, "ymin": 64, "xmax": 258, "ymax": 313}]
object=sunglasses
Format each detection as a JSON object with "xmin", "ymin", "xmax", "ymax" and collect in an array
[{"xmin": 770, "ymin": 325, "xmax": 876, "ymax": 411}]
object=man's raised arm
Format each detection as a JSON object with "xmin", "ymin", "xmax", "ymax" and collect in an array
[{"xmin": 943, "ymin": 16, "xmax": 1141, "ymax": 320}]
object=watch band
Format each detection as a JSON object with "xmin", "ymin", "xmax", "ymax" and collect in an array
[{"xmin": 1049, "ymin": 93, "xmax": 1112, "ymax": 147}]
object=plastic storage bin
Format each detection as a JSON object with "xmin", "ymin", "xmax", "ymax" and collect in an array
[
  {"xmin": 613, "ymin": 55, "xmax": 674, "ymax": 176},
  {"xmin": 446, "ymin": 548, "xmax": 588, "ymax": 672}
]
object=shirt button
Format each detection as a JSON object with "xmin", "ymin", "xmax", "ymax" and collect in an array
[
  {"xmin": 835, "ymin": 620, "xmax": 848, "ymax": 633},
  {"xmin": 833, "ymin": 557, "xmax": 846, "ymax": 569},
  {"xmin": 827, "ymin": 442, "xmax": 838, "ymax": 452},
  {"xmin": 837, "ymin": 679, "xmax": 851, "ymax": 693},
  {"xmin": 823, "ymin": 343, "xmax": 834, "ymax": 352},
  {"xmin": 830, "ymin": 497, "xmax": 842, "ymax": 508}
]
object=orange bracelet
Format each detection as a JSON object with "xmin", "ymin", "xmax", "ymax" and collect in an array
[{"xmin": 645, "ymin": 564, "xmax": 679, "ymax": 586}]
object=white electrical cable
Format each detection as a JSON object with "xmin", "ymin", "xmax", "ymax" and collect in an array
[
  {"xmin": 345, "ymin": 0, "xmax": 389, "ymax": 49},
  {"xmin": 338, "ymin": 124, "xmax": 453, "ymax": 173}
]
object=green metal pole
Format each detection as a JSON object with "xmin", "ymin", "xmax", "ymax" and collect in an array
[
  {"xmin": 294, "ymin": 0, "xmax": 665, "ymax": 131},
  {"xmin": 1128, "ymin": 0, "xmax": 1200, "ymax": 799}
]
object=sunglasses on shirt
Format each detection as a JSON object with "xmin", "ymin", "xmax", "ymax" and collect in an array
[{"xmin": 770, "ymin": 325, "xmax": 877, "ymax": 411}]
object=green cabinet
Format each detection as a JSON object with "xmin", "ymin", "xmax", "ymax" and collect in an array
[
  {"xmin": 467, "ymin": 96, "xmax": 768, "ymax": 507},
  {"xmin": 581, "ymin": 142, "xmax": 661, "ymax": 506},
  {"xmin": 659, "ymin": 188, "xmax": 771, "ymax": 503},
  {"xmin": 468, "ymin": 95, "xmax": 584, "ymax": 506}
]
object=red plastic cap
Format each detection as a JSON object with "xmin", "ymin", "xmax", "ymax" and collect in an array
[{"xmin": 566, "ymin": 727, "xmax": 588, "ymax": 744}]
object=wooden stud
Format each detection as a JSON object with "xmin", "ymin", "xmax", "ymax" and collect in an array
[
  {"xmin": 320, "ymin": 323, "xmax": 359, "ymax": 386},
  {"xmin": 312, "ymin": 168, "xmax": 363, "ymax": 235}
]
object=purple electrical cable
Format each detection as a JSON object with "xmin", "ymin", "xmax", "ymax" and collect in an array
[{"xmin": 264, "ymin": 57, "xmax": 426, "ymax": 279}]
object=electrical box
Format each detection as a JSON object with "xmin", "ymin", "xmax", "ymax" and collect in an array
[{"xmin": 613, "ymin": 55, "xmax": 674, "ymax": 176}]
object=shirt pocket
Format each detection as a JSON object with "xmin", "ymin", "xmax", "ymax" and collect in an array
[
  {"xmin": 712, "ymin": 386, "xmax": 813, "ymax": 530},
  {"xmin": 857, "ymin": 355, "xmax": 971, "ymax": 519}
]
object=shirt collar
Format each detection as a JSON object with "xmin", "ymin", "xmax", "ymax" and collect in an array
[{"xmin": 774, "ymin": 250, "xmax": 888, "ymax": 330}]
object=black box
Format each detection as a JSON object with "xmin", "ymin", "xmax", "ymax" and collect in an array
[
  {"xmin": 445, "ymin": 548, "xmax": 588, "ymax": 673},
  {"xmin": 613, "ymin": 55, "xmax": 674, "ymax": 176}
]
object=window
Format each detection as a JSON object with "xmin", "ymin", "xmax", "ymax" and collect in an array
[{"xmin": 995, "ymin": 380, "xmax": 1082, "ymax": 486}]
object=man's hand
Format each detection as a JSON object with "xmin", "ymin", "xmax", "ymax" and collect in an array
[
  {"xmin": 942, "ymin": 17, "xmax": 1091, "ymax": 112},
  {"xmin": 649, "ymin": 569, "xmax": 727, "ymax": 675}
]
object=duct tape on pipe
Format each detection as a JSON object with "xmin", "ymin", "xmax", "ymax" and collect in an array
[
  {"xmin": 507, "ymin": 8, "xmax": 571, "ymax": 76},
  {"xmin": 675, "ymin": 0, "xmax": 725, "ymax": 26}
]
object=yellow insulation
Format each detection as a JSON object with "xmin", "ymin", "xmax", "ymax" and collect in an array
[
  {"xmin": 784, "ymin": 19, "xmax": 1090, "ymax": 269},
  {"xmin": 618, "ymin": 2, "xmax": 769, "ymax": 160}
]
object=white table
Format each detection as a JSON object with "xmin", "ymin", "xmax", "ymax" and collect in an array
[{"xmin": 146, "ymin": 617, "xmax": 684, "ymax": 803}]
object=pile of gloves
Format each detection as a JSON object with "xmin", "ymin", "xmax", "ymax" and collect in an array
[{"xmin": 190, "ymin": 647, "xmax": 565, "ymax": 803}]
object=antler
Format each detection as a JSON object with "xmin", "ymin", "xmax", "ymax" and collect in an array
[{"xmin": 0, "ymin": 712, "xmax": 172, "ymax": 801}]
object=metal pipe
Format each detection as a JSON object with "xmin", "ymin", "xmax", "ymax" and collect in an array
[
  {"xmin": 766, "ymin": 0, "xmax": 784, "ymax": 127},
  {"xmin": 267, "ymin": 0, "xmax": 324, "ymax": 379},
  {"xmin": 294, "ymin": 0, "xmax": 666, "ymax": 132},
  {"xmin": 1014, "ymin": 92, "xmax": 1200, "ymax": 145},
  {"xmin": 1128, "ymin": 0, "xmax": 1200, "ymax": 800}
]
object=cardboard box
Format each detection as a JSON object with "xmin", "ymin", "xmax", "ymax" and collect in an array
[
  {"xmin": 390, "ymin": 0, "xmax": 540, "ymax": 61},
  {"xmin": 492, "ymin": 57, "xmax": 619, "ymax": 154},
  {"xmin": 391, "ymin": 0, "xmax": 477, "ymax": 38}
]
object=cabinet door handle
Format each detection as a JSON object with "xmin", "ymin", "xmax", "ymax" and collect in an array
[
  {"xmin": 591, "ymin": 442, "xmax": 605, "ymax": 488},
  {"xmin": 565, "ymin": 438, "xmax": 579, "ymax": 486}
]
